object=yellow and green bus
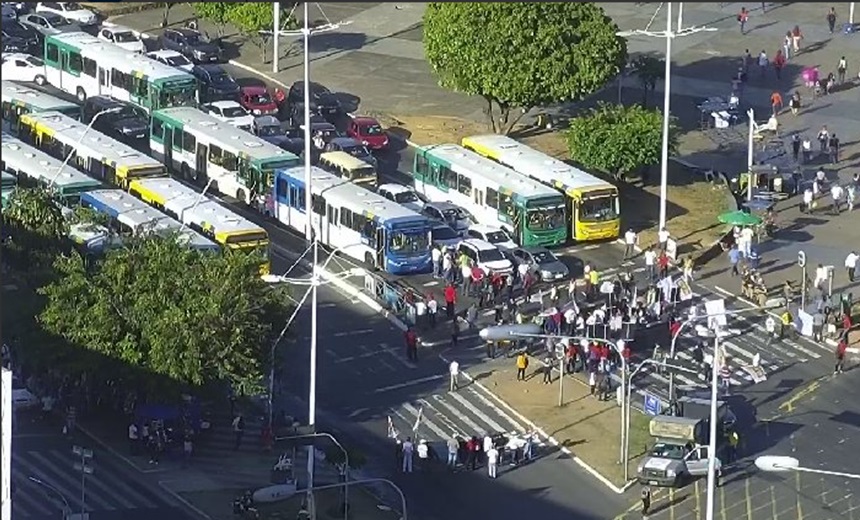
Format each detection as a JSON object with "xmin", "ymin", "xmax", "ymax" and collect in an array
[
  {"xmin": 2, "ymin": 80, "xmax": 81, "ymax": 135},
  {"xmin": 462, "ymin": 134, "xmax": 620, "ymax": 242}
]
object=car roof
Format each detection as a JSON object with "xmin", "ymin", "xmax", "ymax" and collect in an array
[
  {"xmin": 425, "ymin": 201, "xmax": 459, "ymax": 211},
  {"xmin": 194, "ymin": 64, "xmax": 225, "ymax": 73},
  {"xmin": 461, "ymin": 238, "xmax": 496, "ymax": 251},
  {"xmin": 147, "ymin": 49, "xmax": 182, "ymax": 58},
  {"xmin": 518, "ymin": 246, "xmax": 551, "ymax": 254},
  {"xmin": 469, "ymin": 224, "xmax": 505, "ymax": 235},
  {"xmin": 86, "ymin": 95, "xmax": 126, "ymax": 108},
  {"xmin": 330, "ymin": 136, "xmax": 360, "ymax": 146},
  {"xmin": 1, "ymin": 52, "xmax": 33, "ymax": 60},
  {"xmin": 377, "ymin": 183, "xmax": 412, "ymax": 194},
  {"xmin": 169, "ymin": 28, "xmax": 201, "ymax": 37},
  {"xmin": 209, "ymin": 100, "xmax": 241, "ymax": 108},
  {"xmin": 37, "ymin": 12, "xmax": 64, "ymax": 21},
  {"xmin": 241, "ymin": 85, "xmax": 267, "ymax": 94},
  {"xmin": 351, "ymin": 116, "xmax": 379, "ymax": 125},
  {"xmin": 101, "ymin": 23, "xmax": 134, "ymax": 33},
  {"xmin": 254, "ymin": 115, "xmax": 279, "ymax": 125}
]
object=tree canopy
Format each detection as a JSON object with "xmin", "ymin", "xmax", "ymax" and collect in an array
[
  {"xmin": 38, "ymin": 233, "xmax": 291, "ymax": 396},
  {"xmin": 191, "ymin": 2, "xmax": 236, "ymax": 37},
  {"xmin": 2, "ymin": 187, "xmax": 69, "ymax": 271},
  {"xmin": 423, "ymin": 2, "xmax": 627, "ymax": 134},
  {"xmin": 230, "ymin": 3, "xmax": 298, "ymax": 63},
  {"xmin": 630, "ymin": 55, "xmax": 665, "ymax": 106},
  {"xmin": 565, "ymin": 102, "xmax": 679, "ymax": 180}
]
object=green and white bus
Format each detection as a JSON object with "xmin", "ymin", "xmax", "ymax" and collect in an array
[
  {"xmin": 1, "ymin": 131, "xmax": 102, "ymax": 206},
  {"xmin": 2, "ymin": 80, "xmax": 80, "ymax": 134},
  {"xmin": 412, "ymin": 144, "xmax": 567, "ymax": 248},
  {"xmin": 149, "ymin": 106, "xmax": 300, "ymax": 208},
  {"xmin": 42, "ymin": 31, "xmax": 197, "ymax": 111},
  {"xmin": 1, "ymin": 172, "xmax": 16, "ymax": 209}
]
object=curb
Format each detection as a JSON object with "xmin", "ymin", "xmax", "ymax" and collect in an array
[
  {"xmin": 229, "ymin": 59, "xmax": 290, "ymax": 90},
  {"xmin": 86, "ymin": 2, "xmax": 162, "ymax": 18}
]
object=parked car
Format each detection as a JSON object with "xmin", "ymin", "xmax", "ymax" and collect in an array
[
  {"xmin": 287, "ymin": 80, "xmax": 341, "ymax": 119},
  {"xmin": 11, "ymin": 376, "xmax": 40, "ymax": 411},
  {"xmin": 511, "ymin": 246, "xmax": 569, "ymax": 282},
  {"xmin": 1, "ymin": 33, "xmax": 30, "ymax": 54},
  {"xmin": 97, "ymin": 22, "xmax": 145, "ymax": 53},
  {"xmin": 376, "ymin": 183, "xmax": 425, "ymax": 213},
  {"xmin": 160, "ymin": 27, "xmax": 221, "ymax": 64},
  {"xmin": 346, "ymin": 116, "xmax": 389, "ymax": 151},
  {"xmin": 458, "ymin": 239, "xmax": 514, "ymax": 275},
  {"xmin": 191, "ymin": 64, "xmax": 240, "ymax": 103},
  {"xmin": 323, "ymin": 137, "xmax": 377, "ymax": 168},
  {"xmin": 201, "ymin": 100, "xmax": 254, "ymax": 130},
  {"xmin": 1, "ymin": 20, "xmax": 40, "ymax": 53},
  {"xmin": 34, "ymin": 2, "xmax": 96, "ymax": 26},
  {"xmin": 431, "ymin": 223, "xmax": 462, "ymax": 251},
  {"xmin": 2, "ymin": 3, "xmax": 17, "ymax": 21},
  {"xmin": 296, "ymin": 115, "xmax": 339, "ymax": 148},
  {"xmin": 146, "ymin": 49, "xmax": 194, "ymax": 72},
  {"xmin": 1, "ymin": 53, "xmax": 46, "ymax": 84},
  {"xmin": 466, "ymin": 224, "xmax": 517, "ymax": 251},
  {"xmin": 239, "ymin": 85, "xmax": 278, "ymax": 116},
  {"xmin": 17, "ymin": 12, "xmax": 79, "ymax": 43},
  {"xmin": 82, "ymin": 95, "xmax": 149, "ymax": 149},
  {"xmin": 421, "ymin": 201, "xmax": 473, "ymax": 235},
  {"xmin": 252, "ymin": 116, "xmax": 304, "ymax": 155}
]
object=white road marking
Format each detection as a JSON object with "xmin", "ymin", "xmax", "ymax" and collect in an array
[
  {"xmin": 348, "ymin": 407, "xmax": 369, "ymax": 418},
  {"xmin": 432, "ymin": 395, "xmax": 484, "ymax": 434},
  {"xmin": 333, "ymin": 328, "xmax": 373, "ymax": 337},
  {"xmin": 373, "ymin": 374, "xmax": 446, "ymax": 393},
  {"xmin": 465, "ymin": 387, "xmax": 529, "ymax": 435},
  {"xmin": 402, "ymin": 401, "xmax": 450, "ymax": 438},
  {"xmin": 447, "ymin": 390, "xmax": 508, "ymax": 433}
]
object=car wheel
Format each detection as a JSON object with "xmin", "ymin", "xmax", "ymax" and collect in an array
[
  {"xmin": 76, "ymin": 87, "xmax": 87, "ymax": 102},
  {"xmin": 34, "ymin": 75, "xmax": 46, "ymax": 86}
]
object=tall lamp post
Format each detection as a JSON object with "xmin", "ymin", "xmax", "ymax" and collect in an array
[
  {"xmin": 27, "ymin": 477, "xmax": 71, "ymax": 519},
  {"xmin": 618, "ymin": 4, "xmax": 716, "ymax": 231},
  {"xmin": 300, "ymin": 478, "xmax": 408, "ymax": 520},
  {"xmin": 47, "ymin": 107, "xmax": 122, "ymax": 189},
  {"xmin": 755, "ymin": 455, "xmax": 860, "ymax": 480},
  {"xmin": 275, "ymin": 432, "xmax": 350, "ymax": 520}
]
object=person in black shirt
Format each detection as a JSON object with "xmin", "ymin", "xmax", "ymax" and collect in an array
[{"xmin": 829, "ymin": 134, "xmax": 840, "ymax": 163}]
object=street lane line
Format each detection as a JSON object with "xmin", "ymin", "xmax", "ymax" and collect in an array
[
  {"xmin": 347, "ymin": 407, "xmax": 368, "ymax": 419},
  {"xmin": 402, "ymin": 401, "xmax": 450, "ymax": 439},
  {"xmin": 333, "ymin": 328, "xmax": 373, "ymax": 337},
  {"xmin": 28, "ymin": 451, "xmax": 117, "ymax": 510},
  {"xmin": 465, "ymin": 387, "xmax": 529, "ymax": 436},
  {"xmin": 432, "ymin": 394, "xmax": 484, "ymax": 434},
  {"xmin": 447, "ymin": 390, "xmax": 508, "ymax": 433},
  {"xmin": 372, "ymin": 374, "xmax": 446, "ymax": 393}
]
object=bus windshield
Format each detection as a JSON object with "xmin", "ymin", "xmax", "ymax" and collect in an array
[
  {"xmin": 580, "ymin": 194, "xmax": 619, "ymax": 222},
  {"xmin": 388, "ymin": 229, "xmax": 429, "ymax": 256},
  {"xmin": 158, "ymin": 85, "xmax": 197, "ymax": 110},
  {"xmin": 526, "ymin": 206, "xmax": 565, "ymax": 231},
  {"xmin": 348, "ymin": 167, "xmax": 375, "ymax": 181}
]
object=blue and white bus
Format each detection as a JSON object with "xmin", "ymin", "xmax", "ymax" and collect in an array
[{"xmin": 273, "ymin": 166, "xmax": 433, "ymax": 274}]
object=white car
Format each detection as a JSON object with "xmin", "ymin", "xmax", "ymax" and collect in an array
[
  {"xmin": 465, "ymin": 224, "xmax": 517, "ymax": 250},
  {"xmin": 97, "ymin": 23, "xmax": 145, "ymax": 53},
  {"xmin": 35, "ymin": 2, "xmax": 97, "ymax": 26},
  {"xmin": 457, "ymin": 238, "xmax": 514, "ymax": 275},
  {"xmin": 146, "ymin": 49, "xmax": 194, "ymax": 73},
  {"xmin": 11, "ymin": 376, "xmax": 40, "ymax": 411},
  {"xmin": 376, "ymin": 183, "xmax": 425, "ymax": 213},
  {"xmin": 201, "ymin": 100, "xmax": 254, "ymax": 131},
  {"xmin": 1, "ymin": 53, "xmax": 47, "ymax": 84}
]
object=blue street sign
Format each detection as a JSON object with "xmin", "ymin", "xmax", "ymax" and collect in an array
[{"xmin": 644, "ymin": 393, "xmax": 662, "ymax": 416}]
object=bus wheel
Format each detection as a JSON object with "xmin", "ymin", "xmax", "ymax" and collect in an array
[
  {"xmin": 236, "ymin": 189, "xmax": 247, "ymax": 206},
  {"xmin": 76, "ymin": 87, "xmax": 87, "ymax": 102},
  {"xmin": 35, "ymin": 75, "xmax": 46, "ymax": 86}
]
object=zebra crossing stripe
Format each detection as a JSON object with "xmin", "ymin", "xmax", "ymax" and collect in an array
[
  {"xmin": 402, "ymin": 401, "xmax": 449, "ymax": 439},
  {"xmin": 447, "ymin": 390, "xmax": 508, "ymax": 433},
  {"xmin": 28, "ymin": 451, "xmax": 119, "ymax": 511},
  {"xmin": 464, "ymin": 387, "xmax": 530, "ymax": 436},
  {"xmin": 14, "ymin": 453, "xmax": 93, "ymax": 511},
  {"xmin": 10, "ymin": 466, "xmax": 56, "ymax": 517},
  {"xmin": 431, "ymin": 394, "xmax": 485, "ymax": 435}
]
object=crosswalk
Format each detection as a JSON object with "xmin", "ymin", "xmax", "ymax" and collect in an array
[
  {"xmin": 386, "ymin": 386, "xmax": 547, "ymax": 450},
  {"xmin": 11, "ymin": 447, "xmax": 170, "ymax": 518}
]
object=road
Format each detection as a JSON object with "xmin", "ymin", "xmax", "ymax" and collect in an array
[{"xmin": 10, "ymin": 411, "xmax": 191, "ymax": 520}]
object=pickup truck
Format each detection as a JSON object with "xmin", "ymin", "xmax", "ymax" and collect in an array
[{"xmin": 636, "ymin": 415, "xmax": 725, "ymax": 488}]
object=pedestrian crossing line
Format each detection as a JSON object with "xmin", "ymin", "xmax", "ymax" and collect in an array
[
  {"xmin": 10, "ymin": 466, "xmax": 60, "ymax": 517},
  {"xmin": 27, "ymin": 451, "xmax": 120, "ymax": 511},
  {"xmin": 446, "ymin": 390, "xmax": 508, "ymax": 433},
  {"xmin": 431, "ymin": 394, "xmax": 484, "ymax": 434},
  {"xmin": 465, "ymin": 387, "xmax": 534, "ymax": 438},
  {"xmin": 402, "ymin": 401, "xmax": 450, "ymax": 439},
  {"xmin": 418, "ymin": 398, "xmax": 468, "ymax": 436}
]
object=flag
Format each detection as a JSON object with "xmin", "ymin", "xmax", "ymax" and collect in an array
[
  {"xmin": 387, "ymin": 415, "xmax": 398, "ymax": 439},
  {"xmin": 412, "ymin": 406, "xmax": 423, "ymax": 433}
]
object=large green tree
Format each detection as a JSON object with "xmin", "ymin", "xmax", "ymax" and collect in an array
[
  {"xmin": 423, "ymin": 2, "xmax": 627, "ymax": 134},
  {"xmin": 230, "ymin": 3, "xmax": 299, "ymax": 64},
  {"xmin": 191, "ymin": 2, "xmax": 236, "ymax": 38},
  {"xmin": 630, "ymin": 55, "xmax": 665, "ymax": 106},
  {"xmin": 38, "ymin": 234, "xmax": 291, "ymax": 396},
  {"xmin": 2, "ymin": 187, "xmax": 69, "ymax": 271},
  {"xmin": 565, "ymin": 102, "xmax": 679, "ymax": 181}
]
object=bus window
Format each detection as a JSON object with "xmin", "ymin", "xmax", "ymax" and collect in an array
[
  {"xmin": 579, "ymin": 196, "xmax": 618, "ymax": 222},
  {"xmin": 387, "ymin": 229, "xmax": 429, "ymax": 255}
]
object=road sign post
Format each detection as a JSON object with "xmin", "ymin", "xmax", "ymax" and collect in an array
[
  {"xmin": 556, "ymin": 345, "xmax": 566, "ymax": 407},
  {"xmin": 71, "ymin": 445, "xmax": 93, "ymax": 520},
  {"xmin": 644, "ymin": 393, "xmax": 662, "ymax": 416},
  {"xmin": 798, "ymin": 251, "xmax": 807, "ymax": 308}
]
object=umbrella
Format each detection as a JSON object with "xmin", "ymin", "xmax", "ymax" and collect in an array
[{"xmin": 718, "ymin": 210, "xmax": 762, "ymax": 226}]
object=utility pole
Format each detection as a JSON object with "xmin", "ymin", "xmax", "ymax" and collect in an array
[
  {"xmin": 272, "ymin": 2, "xmax": 279, "ymax": 73},
  {"xmin": 71, "ymin": 445, "xmax": 93, "ymax": 520}
]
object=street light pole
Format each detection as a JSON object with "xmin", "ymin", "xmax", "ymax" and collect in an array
[
  {"xmin": 72, "ymin": 445, "xmax": 93, "ymax": 520},
  {"xmin": 300, "ymin": 478, "xmax": 408, "ymax": 520},
  {"xmin": 275, "ymin": 432, "xmax": 350, "ymax": 520},
  {"xmin": 755, "ymin": 455, "xmax": 860, "ymax": 480},
  {"xmin": 177, "ymin": 177, "xmax": 215, "ymax": 235},
  {"xmin": 272, "ymin": 2, "xmax": 279, "ymax": 73},
  {"xmin": 27, "ymin": 476, "xmax": 71, "ymax": 519},
  {"xmin": 850, "ymin": 3, "xmax": 855, "ymax": 25},
  {"xmin": 47, "ymin": 107, "xmax": 122, "ymax": 189},
  {"xmin": 677, "ymin": 2, "xmax": 684, "ymax": 33},
  {"xmin": 747, "ymin": 108, "xmax": 755, "ymax": 202},
  {"xmin": 704, "ymin": 326, "xmax": 721, "ymax": 520}
]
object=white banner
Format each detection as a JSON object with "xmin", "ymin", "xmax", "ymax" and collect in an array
[{"xmin": 704, "ymin": 299, "xmax": 728, "ymax": 328}]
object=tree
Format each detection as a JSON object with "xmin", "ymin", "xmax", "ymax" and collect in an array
[
  {"xmin": 160, "ymin": 2, "xmax": 174, "ymax": 28},
  {"xmin": 230, "ymin": 3, "xmax": 298, "ymax": 64},
  {"xmin": 38, "ymin": 234, "xmax": 292, "ymax": 397},
  {"xmin": 423, "ymin": 3, "xmax": 627, "ymax": 134},
  {"xmin": 2, "ymin": 187, "xmax": 69, "ymax": 271},
  {"xmin": 191, "ymin": 2, "xmax": 236, "ymax": 38},
  {"xmin": 631, "ymin": 56, "xmax": 664, "ymax": 106},
  {"xmin": 564, "ymin": 102, "xmax": 679, "ymax": 181}
]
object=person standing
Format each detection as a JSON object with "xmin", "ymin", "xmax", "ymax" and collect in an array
[
  {"xmin": 772, "ymin": 51, "xmax": 786, "ymax": 81},
  {"xmin": 791, "ymin": 25, "xmax": 803, "ymax": 53},
  {"xmin": 516, "ymin": 352, "xmax": 528, "ymax": 381},
  {"xmin": 644, "ymin": 246, "xmax": 657, "ymax": 281},
  {"xmin": 782, "ymin": 32, "xmax": 792, "ymax": 60},
  {"xmin": 431, "ymin": 245, "xmax": 442, "ymax": 278},
  {"xmin": 623, "ymin": 228, "xmax": 638, "ymax": 260},
  {"xmin": 817, "ymin": 126, "xmax": 830, "ymax": 154},
  {"xmin": 757, "ymin": 50, "xmax": 769, "ymax": 77},
  {"xmin": 738, "ymin": 7, "xmax": 749, "ymax": 34},
  {"xmin": 770, "ymin": 90, "xmax": 783, "ymax": 115},
  {"xmin": 427, "ymin": 293, "xmax": 438, "ymax": 328},
  {"xmin": 658, "ymin": 227, "xmax": 670, "ymax": 252},
  {"xmin": 829, "ymin": 133, "xmax": 840, "ymax": 163},
  {"xmin": 846, "ymin": 251, "xmax": 858, "ymax": 282},
  {"xmin": 486, "ymin": 444, "xmax": 499, "ymax": 479},
  {"xmin": 443, "ymin": 283, "xmax": 456, "ymax": 318},
  {"xmin": 791, "ymin": 134, "xmax": 802, "ymax": 163},
  {"xmin": 182, "ymin": 435, "xmax": 194, "ymax": 467},
  {"xmin": 401, "ymin": 437, "xmax": 414, "ymax": 473},
  {"xmin": 404, "ymin": 327, "xmax": 418, "ymax": 362},
  {"xmin": 727, "ymin": 430, "xmax": 740, "ymax": 462},
  {"xmin": 128, "ymin": 422, "xmax": 139, "ymax": 455},
  {"xmin": 641, "ymin": 486, "xmax": 652, "ymax": 515},
  {"xmin": 837, "ymin": 56, "xmax": 848, "ymax": 84},
  {"xmin": 728, "ymin": 244, "xmax": 741, "ymax": 276},
  {"xmin": 446, "ymin": 435, "xmax": 459, "ymax": 469},
  {"xmin": 831, "ymin": 184, "xmax": 844, "ymax": 214},
  {"xmin": 232, "ymin": 414, "xmax": 245, "ymax": 451},
  {"xmin": 834, "ymin": 338, "xmax": 847, "ymax": 375},
  {"xmin": 448, "ymin": 359, "xmax": 459, "ymax": 391},
  {"xmin": 826, "ymin": 7, "xmax": 837, "ymax": 34},
  {"xmin": 802, "ymin": 187, "xmax": 814, "ymax": 214}
]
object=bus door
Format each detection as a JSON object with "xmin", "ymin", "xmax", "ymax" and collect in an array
[
  {"xmin": 511, "ymin": 208, "xmax": 523, "ymax": 245},
  {"xmin": 375, "ymin": 227, "xmax": 385, "ymax": 269},
  {"xmin": 98, "ymin": 67, "xmax": 109, "ymax": 95},
  {"xmin": 163, "ymin": 126, "xmax": 174, "ymax": 171},
  {"xmin": 195, "ymin": 143, "xmax": 208, "ymax": 183},
  {"xmin": 566, "ymin": 196, "xmax": 576, "ymax": 243},
  {"xmin": 323, "ymin": 204, "xmax": 334, "ymax": 244}
]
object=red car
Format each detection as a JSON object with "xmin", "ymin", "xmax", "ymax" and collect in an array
[
  {"xmin": 239, "ymin": 85, "xmax": 278, "ymax": 116},
  {"xmin": 347, "ymin": 116, "xmax": 389, "ymax": 151}
]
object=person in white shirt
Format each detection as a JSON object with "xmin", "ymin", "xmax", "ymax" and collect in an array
[
  {"xmin": 814, "ymin": 264, "xmax": 829, "ymax": 290},
  {"xmin": 486, "ymin": 445, "xmax": 499, "ymax": 478},
  {"xmin": 416, "ymin": 439, "xmax": 430, "ymax": 470},
  {"xmin": 846, "ymin": 251, "xmax": 858, "ymax": 282},
  {"xmin": 517, "ymin": 261, "xmax": 530, "ymax": 282},
  {"xmin": 449, "ymin": 360, "xmax": 460, "ymax": 391},
  {"xmin": 446, "ymin": 435, "xmax": 459, "ymax": 468},
  {"xmin": 401, "ymin": 437, "xmax": 414, "ymax": 473},
  {"xmin": 801, "ymin": 137, "xmax": 812, "ymax": 162},
  {"xmin": 483, "ymin": 434, "xmax": 494, "ymax": 463},
  {"xmin": 847, "ymin": 184, "xmax": 856, "ymax": 211},
  {"xmin": 128, "ymin": 422, "xmax": 139, "ymax": 454},
  {"xmin": 427, "ymin": 296, "xmax": 438, "ymax": 328},
  {"xmin": 643, "ymin": 247, "xmax": 657, "ymax": 281},
  {"xmin": 431, "ymin": 246, "xmax": 443, "ymax": 278},
  {"xmin": 765, "ymin": 316, "xmax": 777, "ymax": 345},
  {"xmin": 658, "ymin": 228, "xmax": 670, "ymax": 251},
  {"xmin": 831, "ymin": 184, "xmax": 844, "ymax": 214},
  {"xmin": 739, "ymin": 226, "xmax": 754, "ymax": 257},
  {"xmin": 802, "ymin": 188, "xmax": 814, "ymax": 213},
  {"xmin": 624, "ymin": 228, "xmax": 638, "ymax": 259},
  {"xmin": 414, "ymin": 299, "xmax": 426, "ymax": 328}
]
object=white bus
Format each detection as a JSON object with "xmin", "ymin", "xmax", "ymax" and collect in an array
[
  {"xmin": 273, "ymin": 166, "xmax": 433, "ymax": 275},
  {"xmin": 2, "ymin": 80, "xmax": 80, "ymax": 134},
  {"xmin": 1, "ymin": 131, "xmax": 101, "ymax": 205},
  {"xmin": 17, "ymin": 111, "xmax": 166, "ymax": 188},
  {"xmin": 42, "ymin": 31, "xmax": 197, "ymax": 111},
  {"xmin": 411, "ymin": 144, "xmax": 567, "ymax": 248},
  {"xmin": 149, "ymin": 107, "xmax": 300, "ymax": 208}
]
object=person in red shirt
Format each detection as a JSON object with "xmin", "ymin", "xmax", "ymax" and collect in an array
[
  {"xmin": 772, "ymin": 50, "xmax": 786, "ymax": 81},
  {"xmin": 444, "ymin": 284, "xmax": 456, "ymax": 319},
  {"xmin": 669, "ymin": 317, "xmax": 682, "ymax": 339},
  {"xmin": 404, "ymin": 327, "xmax": 418, "ymax": 362},
  {"xmin": 834, "ymin": 338, "xmax": 847, "ymax": 374},
  {"xmin": 657, "ymin": 252, "xmax": 670, "ymax": 279}
]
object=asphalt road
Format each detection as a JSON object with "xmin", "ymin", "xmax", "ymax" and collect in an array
[{"xmin": 10, "ymin": 411, "xmax": 192, "ymax": 520}]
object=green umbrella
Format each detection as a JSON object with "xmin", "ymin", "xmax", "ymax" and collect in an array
[{"xmin": 718, "ymin": 210, "xmax": 762, "ymax": 226}]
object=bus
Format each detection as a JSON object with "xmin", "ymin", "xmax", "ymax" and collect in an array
[
  {"xmin": 17, "ymin": 111, "xmax": 166, "ymax": 188},
  {"xmin": 2, "ymin": 80, "xmax": 81, "ymax": 134},
  {"xmin": 1, "ymin": 172, "xmax": 16, "ymax": 208},
  {"xmin": 411, "ymin": 144, "xmax": 567, "ymax": 248},
  {"xmin": 273, "ymin": 165, "xmax": 432, "ymax": 275},
  {"xmin": 318, "ymin": 151, "xmax": 376, "ymax": 187},
  {"xmin": 80, "ymin": 189, "xmax": 219, "ymax": 252},
  {"xmin": 1, "ymin": 132, "xmax": 102, "ymax": 206},
  {"xmin": 42, "ymin": 32, "xmax": 197, "ymax": 111},
  {"xmin": 127, "ymin": 177, "xmax": 271, "ymax": 274},
  {"xmin": 462, "ymin": 134, "xmax": 621, "ymax": 242},
  {"xmin": 149, "ymin": 107, "xmax": 299, "ymax": 208}
]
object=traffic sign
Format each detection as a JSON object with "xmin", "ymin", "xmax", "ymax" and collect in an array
[
  {"xmin": 644, "ymin": 393, "xmax": 662, "ymax": 416},
  {"xmin": 797, "ymin": 251, "xmax": 806, "ymax": 268}
]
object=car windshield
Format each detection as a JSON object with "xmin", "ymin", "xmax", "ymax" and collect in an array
[
  {"xmin": 477, "ymin": 248, "xmax": 505, "ymax": 263},
  {"xmin": 248, "ymin": 93, "xmax": 273, "ymax": 105},
  {"xmin": 532, "ymin": 250, "xmax": 557, "ymax": 265},
  {"xmin": 164, "ymin": 54, "xmax": 191, "ymax": 66},
  {"xmin": 484, "ymin": 230, "xmax": 511, "ymax": 244},
  {"xmin": 343, "ymin": 144, "xmax": 370, "ymax": 158},
  {"xmin": 221, "ymin": 106, "xmax": 248, "ymax": 118},
  {"xmin": 432, "ymin": 226, "xmax": 459, "ymax": 241},
  {"xmin": 46, "ymin": 14, "xmax": 71, "ymax": 26},
  {"xmin": 65, "ymin": 2, "xmax": 83, "ymax": 10},
  {"xmin": 360, "ymin": 124, "xmax": 383, "ymax": 136},
  {"xmin": 579, "ymin": 194, "xmax": 619, "ymax": 222},
  {"xmin": 256, "ymin": 124, "xmax": 281, "ymax": 137},
  {"xmin": 526, "ymin": 206, "xmax": 565, "ymax": 231},
  {"xmin": 114, "ymin": 31, "xmax": 139, "ymax": 43},
  {"xmin": 210, "ymin": 72, "xmax": 231, "ymax": 84},
  {"xmin": 393, "ymin": 191, "xmax": 419, "ymax": 204},
  {"xmin": 649, "ymin": 443, "xmax": 687, "ymax": 460},
  {"xmin": 388, "ymin": 230, "xmax": 429, "ymax": 256},
  {"xmin": 24, "ymin": 56, "xmax": 44, "ymax": 66},
  {"xmin": 184, "ymin": 33, "xmax": 202, "ymax": 45}
]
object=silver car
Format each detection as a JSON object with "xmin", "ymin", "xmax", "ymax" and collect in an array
[{"xmin": 511, "ymin": 246, "xmax": 569, "ymax": 282}]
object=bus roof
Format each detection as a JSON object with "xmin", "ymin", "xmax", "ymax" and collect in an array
[
  {"xmin": 45, "ymin": 32, "xmax": 194, "ymax": 86},
  {"xmin": 153, "ymin": 107, "xmax": 299, "ymax": 165},
  {"xmin": 128, "ymin": 177, "xmax": 267, "ymax": 238},
  {"xmin": 2, "ymin": 80, "xmax": 79, "ymax": 114},
  {"xmin": 278, "ymin": 166, "xmax": 427, "ymax": 226},
  {"xmin": 422, "ymin": 144, "xmax": 562, "ymax": 201},
  {"xmin": 461, "ymin": 134, "xmax": 615, "ymax": 195},
  {"xmin": 1, "ymin": 132, "xmax": 102, "ymax": 191},
  {"xmin": 80, "ymin": 189, "xmax": 218, "ymax": 250},
  {"xmin": 319, "ymin": 151, "xmax": 373, "ymax": 171},
  {"xmin": 19, "ymin": 111, "xmax": 164, "ymax": 172}
]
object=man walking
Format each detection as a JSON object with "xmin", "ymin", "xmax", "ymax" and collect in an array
[
  {"xmin": 826, "ymin": 7, "xmax": 837, "ymax": 34},
  {"xmin": 449, "ymin": 359, "xmax": 460, "ymax": 391},
  {"xmin": 641, "ymin": 486, "xmax": 652, "ymax": 515},
  {"xmin": 232, "ymin": 413, "xmax": 245, "ymax": 450},
  {"xmin": 404, "ymin": 327, "xmax": 419, "ymax": 362},
  {"xmin": 835, "ymin": 338, "xmax": 847, "ymax": 375},
  {"xmin": 486, "ymin": 444, "xmax": 499, "ymax": 479},
  {"xmin": 446, "ymin": 435, "xmax": 459, "ymax": 469},
  {"xmin": 846, "ymin": 251, "xmax": 858, "ymax": 282},
  {"xmin": 401, "ymin": 437, "xmax": 414, "ymax": 473},
  {"xmin": 623, "ymin": 228, "xmax": 638, "ymax": 260}
]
